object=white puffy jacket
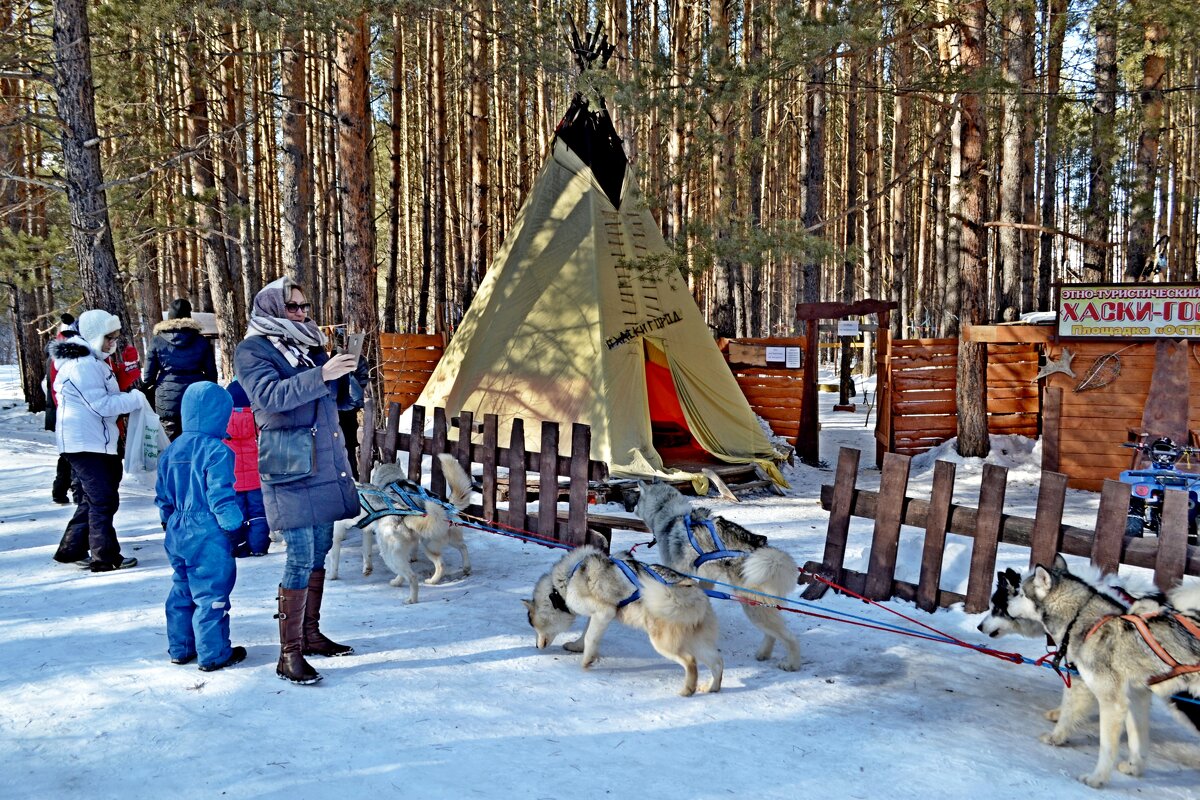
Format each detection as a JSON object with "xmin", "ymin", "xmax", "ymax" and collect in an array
[{"xmin": 51, "ymin": 335, "xmax": 144, "ymax": 455}]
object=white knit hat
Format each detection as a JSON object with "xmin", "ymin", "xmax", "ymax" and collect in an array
[{"xmin": 76, "ymin": 309, "xmax": 121, "ymax": 355}]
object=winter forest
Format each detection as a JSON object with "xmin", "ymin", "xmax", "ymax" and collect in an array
[{"xmin": 3, "ymin": 0, "xmax": 1200, "ymax": 412}]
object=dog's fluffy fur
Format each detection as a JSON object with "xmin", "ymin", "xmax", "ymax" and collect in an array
[
  {"xmin": 1009, "ymin": 556, "xmax": 1200, "ymax": 787},
  {"xmin": 329, "ymin": 453, "xmax": 473, "ymax": 604},
  {"xmin": 635, "ymin": 480, "xmax": 802, "ymax": 671},
  {"xmin": 523, "ymin": 545, "xmax": 723, "ymax": 696}
]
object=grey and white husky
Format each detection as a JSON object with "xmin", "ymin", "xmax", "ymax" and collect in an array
[
  {"xmin": 329, "ymin": 453, "xmax": 474, "ymax": 604},
  {"xmin": 635, "ymin": 480, "xmax": 802, "ymax": 671},
  {"xmin": 1010, "ymin": 555, "xmax": 1200, "ymax": 788},
  {"xmin": 523, "ymin": 545, "xmax": 724, "ymax": 696}
]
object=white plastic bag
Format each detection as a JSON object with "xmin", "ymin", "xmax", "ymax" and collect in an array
[{"xmin": 124, "ymin": 393, "xmax": 168, "ymax": 478}]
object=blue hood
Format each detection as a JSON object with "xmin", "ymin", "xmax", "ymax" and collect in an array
[{"xmin": 181, "ymin": 381, "xmax": 233, "ymax": 438}]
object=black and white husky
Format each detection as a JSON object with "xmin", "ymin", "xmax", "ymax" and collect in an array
[
  {"xmin": 1008, "ymin": 556, "xmax": 1200, "ymax": 788},
  {"xmin": 635, "ymin": 481, "xmax": 802, "ymax": 671}
]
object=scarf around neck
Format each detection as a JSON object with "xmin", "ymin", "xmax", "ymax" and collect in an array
[{"xmin": 246, "ymin": 276, "xmax": 326, "ymax": 352}]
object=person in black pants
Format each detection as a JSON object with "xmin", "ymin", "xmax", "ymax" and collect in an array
[{"xmin": 46, "ymin": 314, "xmax": 79, "ymax": 505}]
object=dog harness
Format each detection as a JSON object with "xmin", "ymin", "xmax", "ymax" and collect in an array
[
  {"xmin": 353, "ymin": 478, "xmax": 439, "ymax": 527},
  {"xmin": 556, "ymin": 555, "xmax": 731, "ymax": 613},
  {"xmin": 683, "ymin": 514, "xmax": 747, "ymax": 567},
  {"xmin": 1085, "ymin": 610, "xmax": 1200, "ymax": 685}
]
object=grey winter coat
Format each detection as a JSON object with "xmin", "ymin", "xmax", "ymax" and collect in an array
[{"xmin": 233, "ymin": 335, "xmax": 358, "ymax": 530}]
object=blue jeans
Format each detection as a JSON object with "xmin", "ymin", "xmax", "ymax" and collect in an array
[{"xmin": 279, "ymin": 523, "xmax": 334, "ymax": 589}]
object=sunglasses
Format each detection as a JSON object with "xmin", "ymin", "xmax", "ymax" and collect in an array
[{"xmin": 284, "ymin": 302, "xmax": 311, "ymax": 313}]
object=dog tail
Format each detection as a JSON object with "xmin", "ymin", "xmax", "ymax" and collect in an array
[
  {"xmin": 407, "ymin": 502, "xmax": 450, "ymax": 536},
  {"xmin": 1168, "ymin": 582, "xmax": 1200, "ymax": 616},
  {"xmin": 639, "ymin": 576, "xmax": 712, "ymax": 628},
  {"xmin": 436, "ymin": 453, "xmax": 474, "ymax": 510},
  {"xmin": 1166, "ymin": 693, "xmax": 1200, "ymax": 734},
  {"xmin": 741, "ymin": 547, "xmax": 799, "ymax": 599}
]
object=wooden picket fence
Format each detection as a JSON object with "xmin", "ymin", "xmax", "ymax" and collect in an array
[
  {"xmin": 357, "ymin": 401, "xmax": 613, "ymax": 550},
  {"xmin": 720, "ymin": 336, "xmax": 806, "ymax": 448},
  {"xmin": 800, "ymin": 446, "xmax": 1199, "ymax": 613},
  {"xmin": 377, "ymin": 333, "xmax": 445, "ymax": 411}
]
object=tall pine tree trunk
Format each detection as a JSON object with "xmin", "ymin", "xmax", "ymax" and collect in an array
[
  {"xmin": 955, "ymin": 1, "xmax": 990, "ymax": 458},
  {"xmin": 280, "ymin": 24, "xmax": 313, "ymax": 291},
  {"xmin": 1083, "ymin": 0, "xmax": 1117, "ymax": 281},
  {"xmin": 1038, "ymin": 0, "xmax": 1067, "ymax": 310},
  {"xmin": 1128, "ymin": 19, "xmax": 1168, "ymax": 280},
  {"xmin": 801, "ymin": 0, "xmax": 826, "ymax": 305},
  {"xmin": 998, "ymin": 2, "xmax": 1031, "ymax": 321},
  {"xmin": 466, "ymin": 1, "xmax": 489, "ymax": 308},
  {"xmin": 51, "ymin": 0, "xmax": 127, "ymax": 322},
  {"xmin": 710, "ymin": 0, "xmax": 741, "ymax": 337}
]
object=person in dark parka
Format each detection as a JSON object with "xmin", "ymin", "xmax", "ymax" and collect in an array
[
  {"xmin": 234, "ymin": 277, "xmax": 360, "ymax": 685},
  {"xmin": 143, "ymin": 298, "xmax": 217, "ymax": 441},
  {"xmin": 46, "ymin": 313, "xmax": 78, "ymax": 504},
  {"xmin": 155, "ymin": 381, "xmax": 246, "ymax": 672}
]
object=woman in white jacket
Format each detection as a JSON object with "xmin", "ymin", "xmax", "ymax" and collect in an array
[{"xmin": 50, "ymin": 310, "xmax": 146, "ymax": 572}]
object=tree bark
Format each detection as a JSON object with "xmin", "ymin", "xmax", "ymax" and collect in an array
[
  {"xmin": 710, "ymin": 0, "xmax": 742, "ymax": 338},
  {"xmin": 279, "ymin": 24, "xmax": 313, "ymax": 291},
  {"xmin": 1038, "ymin": 0, "xmax": 1067, "ymax": 310},
  {"xmin": 1082, "ymin": 0, "xmax": 1117, "ymax": 281},
  {"xmin": 51, "ymin": 0, "xmax": 127, "ymax": 323},
  {"xmin": 466, "ymin": 0, "xmax": 489, "ymax": 308},
  {"xmin": 998, "ymin": 2, "xmax": 1031, "ymax": 321},
  {"xmin": 1128, "ymin": 19, "xmax": 1168, "ymax": 281},
  {"xmin": 954, "ymin": 1, "xmax": 990, "ymax": 459}
]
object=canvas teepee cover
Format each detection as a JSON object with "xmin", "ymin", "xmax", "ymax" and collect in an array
[{"xmin": 414, "ymin": 98, "xmax": 784, "ymax": 487}]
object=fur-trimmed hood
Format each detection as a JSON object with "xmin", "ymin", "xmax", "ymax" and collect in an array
[
  {"xmin": 48, "ymin": 335, "xmax": 98, "ymax": 363},
  {"xmin": 153, "ymin": 317, "xmax": 203, "ymax": 336}
]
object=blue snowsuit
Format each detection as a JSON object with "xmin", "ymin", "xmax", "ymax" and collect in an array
[{"xmin": 155, "ymin": 381, "xmax": 244, "ymax": 668}]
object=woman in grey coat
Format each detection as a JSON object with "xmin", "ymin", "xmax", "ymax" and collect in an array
[{"xmin": 234, "ymin": 277, "xmax": 361, "ymax": 685}]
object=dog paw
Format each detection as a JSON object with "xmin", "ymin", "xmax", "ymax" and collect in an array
[
  {"xmin": 563, "ymin": 639, "xmax": 585, "ymax": 653},
  {"xmin": 389, "ymin": 577, "xmax": 405, "ymax": 587},
  {"xmin": 678, "ymin": 685, "xmax": 697, "ymax": 697},
  {"xmin": 404, "ymin": 596, "xmax": 417, "ymax": 605},
  {"xmin": 777, "ymin": 660, "xmax": 801, "ymax": 672},
  {"xmin": 1044, "ymin": 708, "xmax": 1061, "ymax": 722},
  {"xmin": 1117, "ymin": 760, "xmax": 1143, "ymax": 777},
  {"xmin": 1079, "ymin": 772, "xmax": 1108, "ymax": 788},
  {"xmin": 362, "ymin": 566, "xmax": 372, "ymax": 577},
  {"xmin": 1039, "ymin": 732, "xmax": 1068, "ymax": 747},
  {"xmin": 462, "ymin": 566, "xmax": 472, "ymax": 576},
  {"xmin": 581, "ymin": 655, "xmax": 598, "ymax": 669}
]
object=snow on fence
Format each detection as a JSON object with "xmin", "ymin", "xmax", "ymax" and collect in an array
[{"xmin": 801, "ymin": 446, "xmax": 1199, "ymax": 614}]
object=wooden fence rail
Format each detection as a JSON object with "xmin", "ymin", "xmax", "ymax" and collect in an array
[
  {"xmin": 358, "ymin": 401, "xmax": 613, "ymax": 550},
  {"xmin": 801, "ymin": 447, "xmax": 1199, "ymax": 613}
]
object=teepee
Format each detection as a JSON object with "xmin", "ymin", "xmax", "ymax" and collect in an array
[{"xmin": 414, "ymin": 43, "xmax": 783, "ymax": 487}]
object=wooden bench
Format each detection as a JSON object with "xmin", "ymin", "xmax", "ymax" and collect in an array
[{"xmin": 800, "ymin": 447, "xmax": 1199, "ymax": 613}]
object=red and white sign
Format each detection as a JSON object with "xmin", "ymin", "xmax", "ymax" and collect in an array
[{"xmin": 1057, "ymin": 283, "xmax": 1200, "ymax": 338}]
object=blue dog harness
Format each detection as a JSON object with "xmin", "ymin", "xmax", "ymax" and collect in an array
[
  {"xmin": 353, "ymin": 479, "xmax": 440, "ymax": 527},
  {"xmin": 563, "ymin": 555, "xmax": 730, "ymax": 610},
  {"xmin": 683, "ymin": 514, "xmax": 747, "ymax": 566}
]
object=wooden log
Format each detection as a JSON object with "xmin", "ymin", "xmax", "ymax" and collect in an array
[
  {"xmin": 1155, "ymin": 488, "xmax": 1191, "ymax": 591},
  {"xmin": 965, "ymin": 464, "xmax": 1008, "ymax": 613},
  {"xmin": 865, "ymin": 452, "xmax": 911, "ymax": 600},
  {"xmin": 916, "ymin": 460, "xmax": 956, "ymax": 612}
]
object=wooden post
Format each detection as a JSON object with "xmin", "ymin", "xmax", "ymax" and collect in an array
[
  {"xmin": 507, "ymin": 419, "xmax": 527, "ymax": 530},
  {"xmin": 481, "ymin": 414, "xmax": 498, "ymax": 522},
  {"xmin": 455, "ymin": 410, "xmax": 474, "ymax": 477},
  {"xmin": 381, "ymin": 401, "xmax": 401, "ymax": 464},
  {"xmin": 1041, "ymin": 387, "xmax": 1062, "ymax": 474},
  {"xmin": 864, "ymin": 452, "xmax": 911, "ymax": 599},
  {"xmin": 357, "ymin": 394, "xmax": 376, "ymax": 482},
  {"xmin": 1155, "ymin": 488, "xmax": 1190, "ymax": 591},
  {"xmin": 1028, "ymin": 470, "xmax": 1068, "ymax": 569},
  {"xmin": 965, "ymin": 464, "xmax": 1007, "ymax": 613},
  {"xmin": 799, "ymin": 317, "xmax": 820, "ymax": 464},
  {"xmin": 876, "ymin": 308, "xmax": 891, "ymax": 468},
  {"xmin": 538, "ymin": 421, "xmax": 560, "ymax": 541},
  {"xmin": 1091, "ymin": 479, "xmax": 1130, "ymax": 574},
  {"xmin": 916, "ymin": 460, "xmax": 956, "ymax": 612},
  {"xmin": 566, "ymin": 423, "xmax": 591, "ymax": 547},
  {"xmin": 406, "ymin": 404, "xmax": 426, "ymax": 482},
  {"xmin": 802, "ymin": 447, "xmax": 860, "ymax": 600},
  {"xmin": 430, "ymin": 407, "xmax": 448, "ymax": 496}
]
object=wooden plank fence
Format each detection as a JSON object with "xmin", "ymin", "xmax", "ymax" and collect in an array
[
  {"xmin": 378, "ymin": 333, "xmax": 445, "ymax": 411},
  {"xmin": 357, "ymin": 401, "xmax": 616, "ymax": 550},
  {"xmin": 720, "ymin": 336, "xmax": 806, "ymax": 448},
  {"xmin": 801, "ymin": 446, "xmax": 1199, "ymax": 613},
  {"xmin": 881, "ymin": 338, "xmax": 1040, "ymax": 458}
]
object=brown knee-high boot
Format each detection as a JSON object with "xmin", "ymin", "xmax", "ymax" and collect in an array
[
  {"xmin": 276, "ymin": 586, "xmax": 322, "ymax": 684},
  {"xmin": 303, "ymin": 569, "xmax": 354, "ymax": 657}
]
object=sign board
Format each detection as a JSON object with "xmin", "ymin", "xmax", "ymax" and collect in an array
[
  {"xmin": 765, "ymin": 346, "xmax": 786, "ymax": 363},
  {"xmin": 1057, "ymin": 283, "xmax": 1200, "ymax": 339},
  {"xmin": 785, "ymin": 347, "xmax": 802, "ymax": 369},
  {"xmin": 836, "ymin": 319, "xmax": 860, "ymax": 337}
]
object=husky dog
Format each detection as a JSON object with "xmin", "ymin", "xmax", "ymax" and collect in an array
[
  {"xmin": 978, "ymin": 567, "xmax": 1161, "ymax": 746},
  {"xmin": 1010, "ymin": 555, "xmax": 1200, "ymax": 787},
  {"xmin": 523, "ymin": 545, "xmax": 724, "ymax": 696},
  {"xmin": 635, "ymin": 480, "xmax": 802, "ymax": 671},
  {"xmin": 329, "ymin": 453, "xmax": 474, "ymax": 604}
]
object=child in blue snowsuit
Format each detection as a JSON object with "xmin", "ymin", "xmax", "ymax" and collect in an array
[{"xmin": 155, "ymin": 381, "xmax": 246, "ymax": 671}]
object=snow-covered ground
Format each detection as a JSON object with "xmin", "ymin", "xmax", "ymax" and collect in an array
[{"xmin": 0, "ymin": 364, "xmax": 1197, "ymax": 799}]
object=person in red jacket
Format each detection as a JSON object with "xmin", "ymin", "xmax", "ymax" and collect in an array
[{"xmin": 223, "ymin": 380, "xmax": 270, "ymax": 557}]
